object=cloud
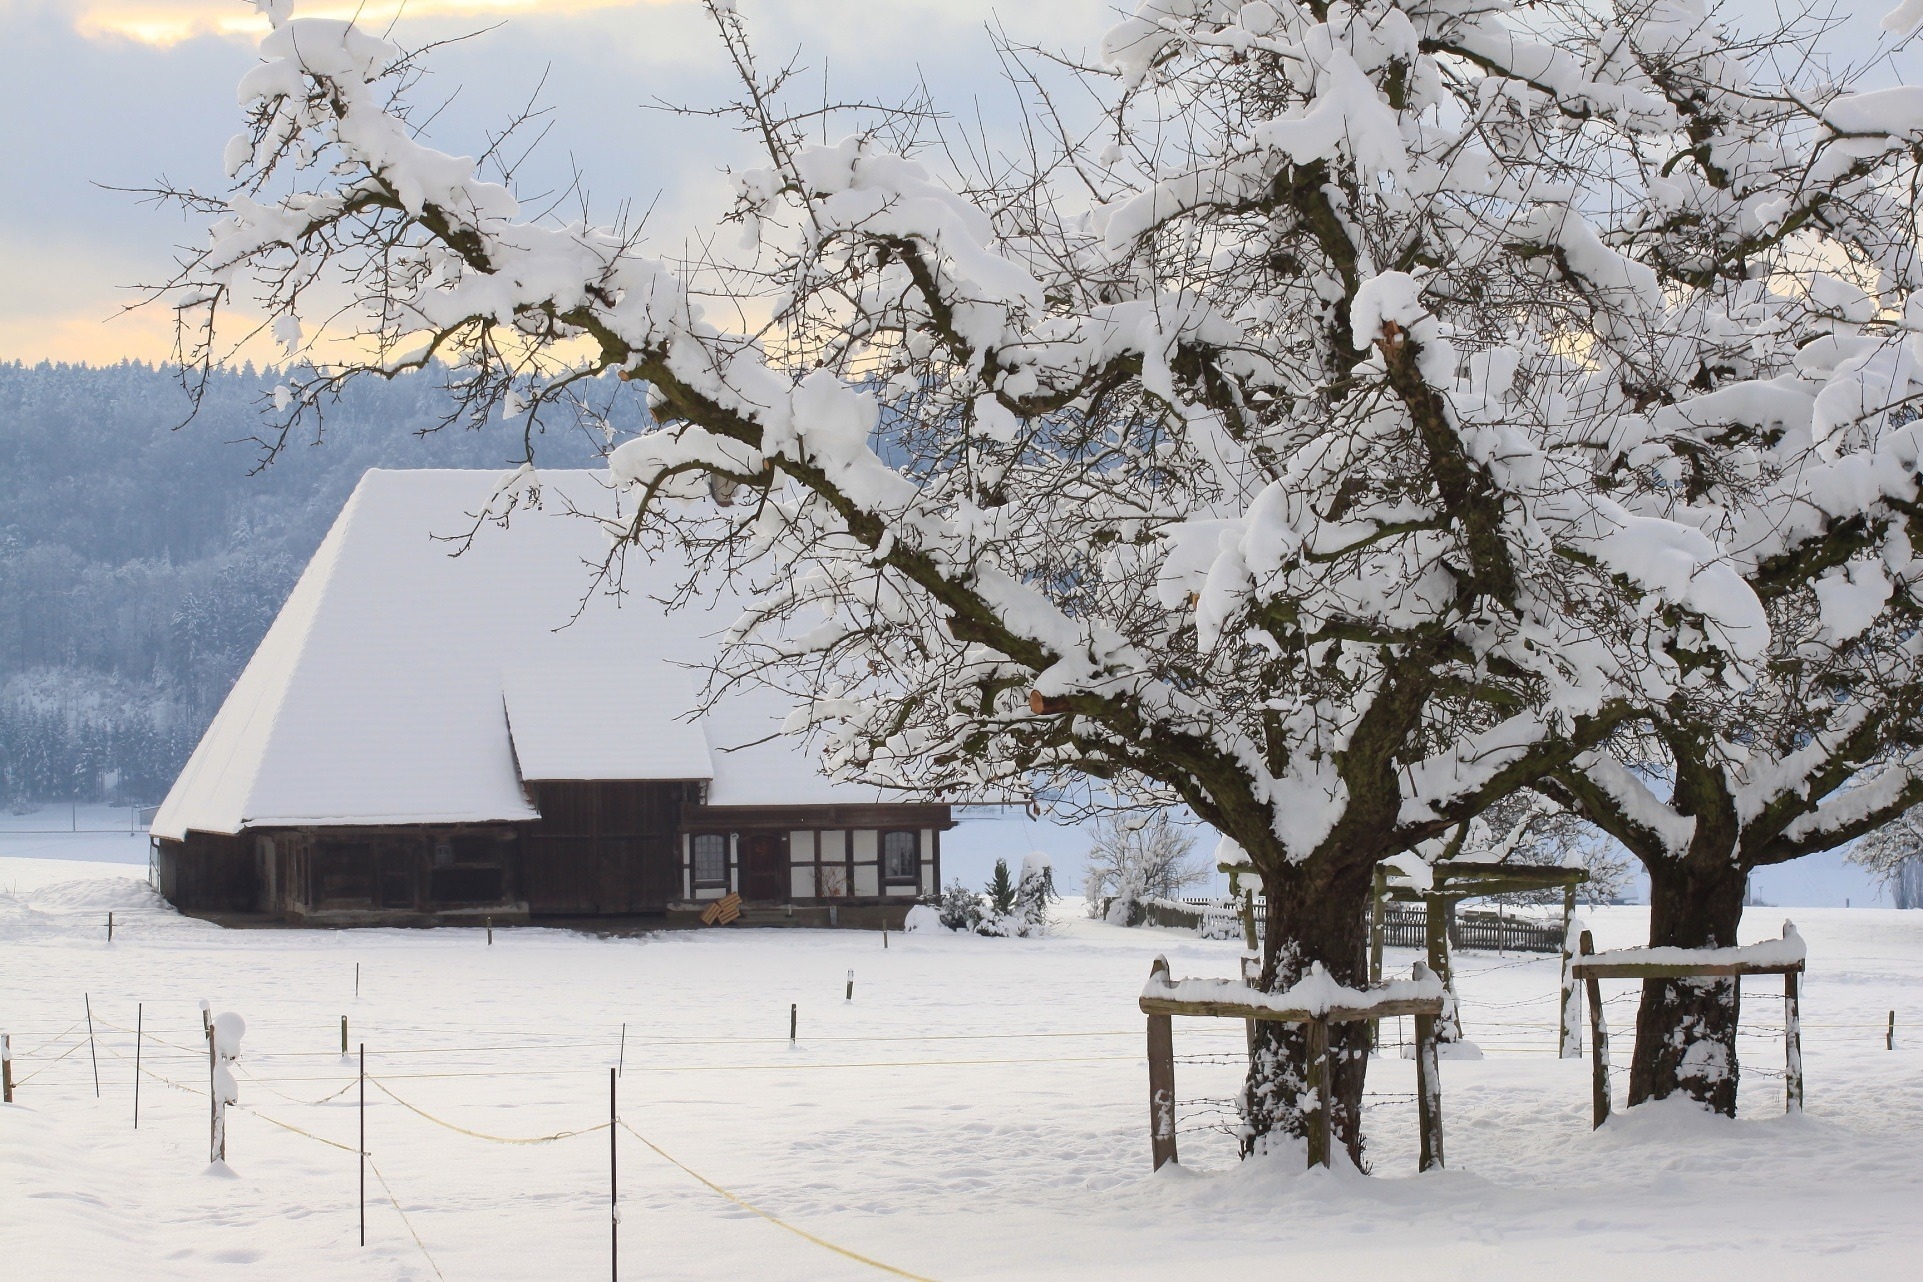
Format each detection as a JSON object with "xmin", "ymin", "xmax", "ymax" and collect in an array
[{"xmin": 74, "ymin": 0, "xmax": 678, "ymax": 48}]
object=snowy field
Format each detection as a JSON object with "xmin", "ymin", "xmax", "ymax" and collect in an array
[{"xmin": 3, "ymin": 845, "xmax": 1922, "ymax": 1280}]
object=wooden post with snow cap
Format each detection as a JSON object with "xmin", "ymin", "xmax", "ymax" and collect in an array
[
  {"xmin": 1145, "ymin": 957, "xmax": 1178, "ymax": 1171},
  {"xmin": 341, "ymin": 1016, "xmax": 348, "ymax": 1057},
  {"xmin": 209, "ymin": 1011, "xmax": 244, "ymax": 1164},
  {"xmin": 1412, "ymin": 962, "xmax": 1444, "ymax": 1171},
  {"xmin": 1580, "ymin": 931, "xmax": 1610, "ymax": 1128},
  {"xmin": 1783, "ymin": 922, "xmax": 1804, "ymax": 1114},
  {"xmin": 2, "ymin": 1032, "xmax": 12, "ymax": 1103},
  {"xmin": 1304, "ymin": 1015, "xmax": 1331, "ymax": 1169}
]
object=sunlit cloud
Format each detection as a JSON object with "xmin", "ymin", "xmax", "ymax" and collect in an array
[{"xmin": 75, "ymin": 0, "xmax": 676, "ymax": 48}]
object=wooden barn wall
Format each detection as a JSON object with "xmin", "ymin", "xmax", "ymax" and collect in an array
[
  {"xmin": 523, "ymin": 781, "xmax": 694, "ymax": 916},
  {"xmin": 285, "ymin": 828, "xmax": 517, "ymax": 915},
  {"xmin": 156, "ymin": 832, "xmax": 259, "ymax": 913}
]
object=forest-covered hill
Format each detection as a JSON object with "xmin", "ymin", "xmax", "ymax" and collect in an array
[{"xmin": 0, "ymin": 360, "xmax": 623, "ymax": 807}]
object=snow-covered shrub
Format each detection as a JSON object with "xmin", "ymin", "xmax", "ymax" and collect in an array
[
  {"xmin": 902, "ymin": 904, "xmax": 942, "ymax": 933},
  {"xmin": 935, "ymin": 880, "xmax": 983, "ymax": 933}
]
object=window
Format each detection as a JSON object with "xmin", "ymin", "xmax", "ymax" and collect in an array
[
  {"xmin": 882, "ymin": 830, "xmax": 919, "ymax": 883},
  {"xmin": 692, "ymin": 834, "xmax": 728, "ymax": 887}
]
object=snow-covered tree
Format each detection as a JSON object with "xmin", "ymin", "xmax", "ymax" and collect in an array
[
  {"xmin": 1850, "ymin": 808, "xmax": 1923, "ymax": 909},
  {"xmin": 1082, "ymin": 811, "xmax": 1208, "ymax": 922},
  {"xmin": 1013, "ymin": 853, "xmax": 1058, "ymax": 933},
  {"xmin": 156, "ymin": 0, "xmax": 1923, "ymax": 1155},
  {"xmin": 1490, "ymin": 3, "xmax": 1923, "ymax": 1117}
]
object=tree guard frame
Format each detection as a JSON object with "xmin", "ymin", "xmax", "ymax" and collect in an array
[
  {"xmin": 1370, "ymin": 861, "xmax": 1589, "ymax": 1055},
  {"xmin": 1570, "ymin": 923, "xmax": 1806, "ymax": 1128},
  {"xmin": 1139, "ymin": 957, "xmax": 1448, "ymax": 1173}
]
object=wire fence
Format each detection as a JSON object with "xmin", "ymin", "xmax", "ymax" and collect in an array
[{"xmin": 4, "ymin": 984, "xmax": 1915, "ymax": 1281}]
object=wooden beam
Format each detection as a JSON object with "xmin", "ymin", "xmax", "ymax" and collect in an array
[
  {"xmin": 1138, "ymin": 995, "xmax": 1445, "ymax": 1023},
  {"xmin": 1570, "ymin": 960, "xmax": 1804, "ymax": 979}
]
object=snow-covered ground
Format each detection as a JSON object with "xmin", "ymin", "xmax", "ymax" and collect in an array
[{"xmin": 2, "ymin": 850, "xmax": 1920, "ymax": 1280}]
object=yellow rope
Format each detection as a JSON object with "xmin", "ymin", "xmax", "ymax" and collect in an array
[
  {"xmin": 370, "ymin": 1076, "xmax": 610, "ymax": 1145},
  {"xmin": 368, "ymin": 1158, "xmax": 448, "ymax": 1281},
  {"xmin": 236, "ymin": 1062, "xmax": 357, "ymax": 1108},
  {"xmin": 619, "ymin": 1119, "xmax": 939, "ymax": 1282},
  {"xmin": 15, "ymin": 1020, "xmax": 84, "ymax": 1059},
  {"xmin": 13, "ymin": 1034, "xmax": 88, "ymax": 1084},
  {"xmin": 235, "ymin": 1102, "xmax": 360, "ymax": 1154}
]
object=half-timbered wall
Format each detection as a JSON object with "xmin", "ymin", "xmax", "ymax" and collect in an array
[{"xmin": 677, "ymin": 805, "xmax": 949, "ymax": 905}]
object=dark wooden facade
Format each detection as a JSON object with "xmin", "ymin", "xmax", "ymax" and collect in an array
[
  {"xmin": 521, "ymin": 781, "xmax": 698, "ymax": 915},
  {"xmin": 154, "ymin": 783, "xmax": 951, "ymax": 927}
]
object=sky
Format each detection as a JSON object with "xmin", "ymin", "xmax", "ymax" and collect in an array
[
  {"xmin": 0, "ymin": 0, "xmax": 1115, "ymax": 364},
  {"xmin": 0, "ymin": 0, "xmax": 1914, "ymax": 906},
  {"xmin": 0, "ymin": 0, "xmax": 1912, "ymax": 364}
]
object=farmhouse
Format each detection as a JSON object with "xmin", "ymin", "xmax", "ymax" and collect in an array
[{"xmin": 150, "ymin": 469, "xmax": 950, "ymax": 927}]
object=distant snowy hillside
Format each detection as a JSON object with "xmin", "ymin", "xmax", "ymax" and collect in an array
[{"xmin": 0, "ymin": 361, "xmax": 625, "ymax": 807}]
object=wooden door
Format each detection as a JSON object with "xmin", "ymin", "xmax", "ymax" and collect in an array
[{"xmin": 742, "ymin": 832, "xmax": 785, "ymax": 902}]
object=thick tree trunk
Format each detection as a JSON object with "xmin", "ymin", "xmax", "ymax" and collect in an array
[
  {"xmin": 1630, "ymin": 858, "xmax": 1749, "ymax": 1116},
  {"xmin": 1241, "ymin": 859, "xmax": 1373, "ymax": 1164}
]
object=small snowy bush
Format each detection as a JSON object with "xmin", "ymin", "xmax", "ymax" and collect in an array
[{"xmin": 936, "ymin": 880, "xmax": 983, "ymax": 933}]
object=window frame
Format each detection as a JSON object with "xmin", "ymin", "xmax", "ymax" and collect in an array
[
  {"xmin": 691, "ymin": 832, "xmax": 730, "ymax": 889},
  {"xmin": 881, "ymin": 829, "xmax": 920, "ymax": 884}
]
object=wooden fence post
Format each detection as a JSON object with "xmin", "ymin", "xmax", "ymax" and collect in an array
[
  {"xmin": 1146, "ymin": 957, "xmax": 1178, "ymax": 1171},
  {"xmin": 1239, "ymin": 954, "xmax": 1260, "ymax": 1056},
  {"xmin": 610, "ymin": 1067, "xmax": 619, "ymax": 1282},
  {"xmin": 1888, "ymin": 1010, "xmax": 1896, "ymax": 1051},
  {"xmin": 1580, "ymin": 930, "xmax": 1610, "ymax": 1128},
  {"xmin": 1424, "ymin": 894, "xmax": 1463, "ymax": 1042},
  {"xmin": 340, "ymin": 1016, "xmax": 348, "ymax": 1057},
  {"xmin": 85, "ymin": 994, "xmax": 100, "ymax": 1099},
  {"xmin": 1784, "ymin": 968, "xmax": 1804, "ymax": 1114},
  {"xmin": 1561, "ymin": 907, "xmax": 1576, "ymax": 1060},
  {"xmin": 1368, "ymin": 866, "xmax": 1386, "ymax": 1052},
  {"xmin": 1304, "ymin": 1017, "xmax": 1331, "ymax": 1169},
  {"xmin": 1412, "ymin": 961, "xmax": 1444, "ymax": 1171},
  {"xmin": 2, "ymin": 1032, "xmax": 12, "ymax": 1103}
]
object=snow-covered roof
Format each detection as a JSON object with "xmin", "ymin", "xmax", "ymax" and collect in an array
[{"xmin": 153, "ymin": 469, "xmax": 884, "ymax": 840}]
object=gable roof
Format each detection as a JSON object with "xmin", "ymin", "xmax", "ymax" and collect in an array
[{"xmin": 153, "ymin": 468, "xmax": 878, "ymax": 840}]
